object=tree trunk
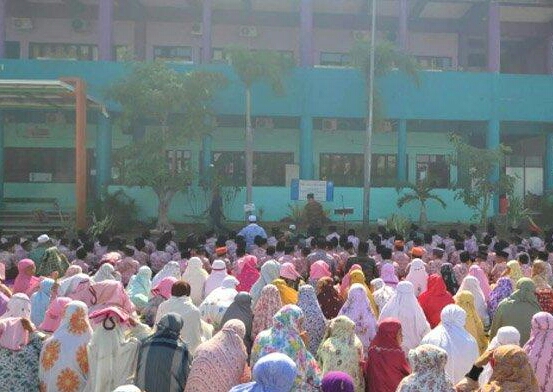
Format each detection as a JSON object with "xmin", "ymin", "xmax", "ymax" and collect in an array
[
  {"xmin": 245, "ymin": 87, "xmax": 254, "ymax": 207},
  {"xmin": 419, "ymin": 201, "xmax": 428, "ymax": 229},
  {"xmin": 156, "ymin": 190, "xmax": 176, "ymax": 232}
]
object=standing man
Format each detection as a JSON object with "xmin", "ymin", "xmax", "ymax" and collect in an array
[
  {"xmin": 208, "ymin": 187, "xmax": 227, "ymax": 234},
  {"xmin": 303, "ymin": 193, "xmax": 325, "ymax": 237},
  {"xmin": 238, "ymin": 215, "xmax": 267, "ymax": 252}
]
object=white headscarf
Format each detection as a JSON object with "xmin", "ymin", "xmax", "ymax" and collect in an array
[
  {"xmin": 204, "ymin": 259, "xmax": 228, "ymax": 297},
  {"xmin": 371, "ymin": 278, "xmax": 396, "ymax": 313},
  {"xmin": 199, "ymin": 276, "xmax": 239, "ymax": 330},
  {"xmin": 58, "ymin": 273, "xmax": 91, "ymax": 297},
  {"xmin": 379, "ymin": 281, "xmax": 430, "ymax": 352},
  {"xmin": 151, "ymin": 261, "xmax": 181, "ymax": 287},
  {"xmin": 458, "ymin": 276, "xmax": 489, "ymax": 327},
  {"xmin": 250, "ymin": 260, "xmax": 281, "ymax": 307},
  {"xmin": 182, "ymin": 257, "xmax": 209, "ymax": 306},
  {"xmin": 93, "ymin": 263, "xmax": 117, "ymax": 283},
  {"xmin": 479, "ymin": 326, "xmax": 520, "ymax": 386},
  {"xmin": 406, "ymin": 258, "xmax": 428, "ymax": 297},
  {"xmin": 420, "ymin": 304, "xmax": 479, "ymax": 384},
  {"xmin": 0, "ymin": 293, "xmax": 31, "ymax": 319}
]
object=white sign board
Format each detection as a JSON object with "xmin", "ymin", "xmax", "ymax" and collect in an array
[{"xmin": 290, "ymin": 180, "xmax": 333, "ymax": 201}]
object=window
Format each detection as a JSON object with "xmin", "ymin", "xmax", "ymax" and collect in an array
[
  {"xmin": 6, "ymin": 41, "xmax": 20, "ymax": 59},
  {"xmin": 371, "ymin": 154, "xmax": 398, "ymax": 187},
  {"xmin": 153, "ymin": 46, "xmax": 193, "ymax": 63},
  {"xmin": 5, "ymin": 147, "xmax": 94, "ymax": 183},
  {"xmin": 319, "ymin": 52, "xmax": 351, "ymax": 67},
  {"xmin": 115, "ymin": 45, "xmax": 133, "ymax": 61},
  {"xmin": 253, "ymin": 152, "xmax": 294, "ymax": 186},
  {"xmin": 416, "ymin": 56, "xmax": 453, "ymax": 70},
  {"xmin": 320, "ymin": 154, "xmax": 364, "ymax": 187},
  {"xmin": 166, "ymin": 150, "xmax": 191, "ymax": 174},
  {"xmin": 416, "ymin": 154, "xmax": 450, "ymax": 188},
  {"xmin": 29, "ymin": 43, "xmax": 98, "ymax": 60}
]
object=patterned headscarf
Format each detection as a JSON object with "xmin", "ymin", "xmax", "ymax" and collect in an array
[
  {"xmin": 523, "ymin": 312, "xmax": 553, "ymax": 392},
  {"xmin": 482, "ymin": 345, "xmax": 539, "ymax": 392},
  {"xmin": 39, "ymin": 301, "xmax": 93, "ymax": 392},
  {"xmin": 317, "ymin": 316, "xmax": 364, "ymax": 392},
  {"xmin": 251, "ymin": 305, "xmax": 322, "ymax": 391},
  {"xmin": 184, "ymin": 319, "xmax": 247, "ymax": 392},
  {"xmin": 297, "ymin": 285, "xmax": 327, "ymax": 354},
  {"xmin": 397, "ymin": 344, "xmax": 455, "ymax": 392},
  {"xmin": 251, "ymin": 284, "xmax": 282, "ymax": 340},
  {"xmin": 1, "ymin": 293, "xmax": 31, "ymax": 319},
  {"xmin": 338, "ymin": 283, "xmax": 377, "ymax": 352},
  {"xmin": 488, "ymin": 277, "xmax": 514, "ymax": 319}
]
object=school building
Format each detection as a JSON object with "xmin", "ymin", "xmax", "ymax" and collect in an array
[{"xmin": 1, "ymin": 0, "xmax": 553, "ymax": 225}]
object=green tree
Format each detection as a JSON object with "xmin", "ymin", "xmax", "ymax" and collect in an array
[
  {"xmin": 396, "ymin": 179, "xmax": 447, "ymax": 228},
  {"xmin": 225, "ymin": 47, "xmax": 293, "ymax": 207},
  {"xmin": 108, "ymin": 62, "xmax": 226, "ymax": 231},
  {"xmin": 450, "ymin": 134, "xmax": 515, "ymax": 225}
]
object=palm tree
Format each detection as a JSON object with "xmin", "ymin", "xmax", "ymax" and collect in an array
[
  {"xmin": 225, "ymin": 47, "xmax": 293, "ymax": 207},
  {"xmin": 396, "ymin": 179, "xmax": 446, "ymax": 228}
]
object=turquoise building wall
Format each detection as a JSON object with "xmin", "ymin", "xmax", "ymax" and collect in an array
[{"xmin": 1, "ymin": 60, "xmax": 553, "ymax": 223}]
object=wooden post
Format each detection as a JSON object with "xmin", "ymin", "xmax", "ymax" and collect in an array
[{"xmin": 62, "ymin": 77, "xmax": 88, "ymax": 229}]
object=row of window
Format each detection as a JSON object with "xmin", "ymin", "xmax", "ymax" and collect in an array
[
  {"xmin": 4, "ymin": 148, "xmax": 452, "ymax": 188},
  {"xmin": 17, "ymin": 42, "xmax": 455, "ymax": 70}
]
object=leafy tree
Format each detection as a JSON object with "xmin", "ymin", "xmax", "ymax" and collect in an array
[
  {"xmin": 224, "ymin": 46, "xmax": 293, "ymax": 206},
  {"xmin": 396, "ymin": 179, "xmax": 446, "ymax": 228},
  {"xmin": 108, "ymin": 62, "xmax": 226, "ymax": 231},
  {"xmin": 450, "ymin": 134, "xmax": 515, "ymax": 225}
]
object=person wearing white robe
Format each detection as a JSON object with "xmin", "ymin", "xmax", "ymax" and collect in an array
[
  {"xmin": 420, "ymin": 304, "xmax": 479, "ymax": 384},
  {"xmin": 458, "ymin": 275, "xmax": 490, "ymax": 327},
  {"xmin": 155, "ymin": 280, "xmax": 212, "ymax": 354},
  {"xmin": 182, "ymin": 257, "xmax": 208, "ymax": 306},
  {"xmin": 93, "ymin": 263, "xmax": 119, "ymax": 283},
  {"xmin": 370, "ymin": 278, "xmax": 395, "ymax": 313},
  {"xmin": 84, "ymin": 308, "xmax": 139, "ymax": 392},
  {"xmin": 478, "ymin": 326, "xmax": 520, "ymax": 386},
  {"xmin": 199, "ymin": 276, "xmax": 239, "ymax": 331},
  {"xmin": 151, "ymin": 261, "xmax": 181, "ymax": 288},
  {"xmin": 379, "ymin": 281, "xmax": 430, "ymax": 353},
  {"xmin": 405, "ymin": 258, "xmax": 428, "ymax": 297},
  {"xmin": 203, "ymin": 259, "xmax": 228, "ymax": 297}
]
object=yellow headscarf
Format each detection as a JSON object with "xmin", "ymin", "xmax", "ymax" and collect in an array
[
  {"xmin": 531, "ymin": 260, "xmax": 551, "ymax": 290},
  {"xmin": 272, "ymin": 278, "xmax": 298, "ymax": 305},
  {"xmin": 454, "ymin": 290, "xmax": 488, "ymax": 354},
  {"xmin": 348, "ymin": 270, "xmax": 379, "ymax": 317},
  {"xmin": 507, "ymin": 260, "xmax": 525, "ymax": 287}
]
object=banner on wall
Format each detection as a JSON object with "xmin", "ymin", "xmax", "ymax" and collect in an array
[{"xmin": 290, "ymin": 179, "xmax": 334, "ymax": 201}]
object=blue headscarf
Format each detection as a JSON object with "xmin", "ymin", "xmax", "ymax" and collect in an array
[
  {"xmin": 30, "ymin": 278, "xmax": 55, "ymax": 325},
  {"xmin": 228, "ymin": 352, "xmax": 297, "ymax": 392},
  {"xmin": 127, "ymin": 266, "xmax": 152, "ymax": 308}
]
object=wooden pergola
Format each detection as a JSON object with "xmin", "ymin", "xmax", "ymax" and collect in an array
[{"xmin": 0, "ymin": 78, "xmax": 107, "ymax": 229}]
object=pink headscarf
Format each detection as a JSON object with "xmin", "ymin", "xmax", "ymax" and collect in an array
[
  {"xmin": 340, "ymin": 264, "xmax": 362, "ymax": 298},
  {"xmin": 39, "ymin": 296, "xmax": 72, "ymax": 332},
  {"xmin": 468, "ymin": 265, "xmax": 491, "ymax": 301},
  {"xmin": 236, "ymin": 255, "xmax": 260, "ymax": 292},
  {"xmin": 12, "ymin": 259, "xmax": 40, "ymax": 295},
  {"xmin": 151, "ymin": 276, "xmax": 178, "ymax": 300},
  {"xmin": 524, "ymin": 312, "xmax": 553, "ymax": 392},
  {"xmin": 0, "ymin": 317, "xmax": 29, "ymax": 351},
  {"xmin": 280, "ymin": 262, "xmax": 301, "ymax": 281},
  {"xmin": 381, "ymin": 263, "xmax": 399, "ymax": 288},
  {"xmin": 89, "ymin": 280, "xmax": 135, "ymax": 315},
  {"xmin": 310, "ymin": 260, "xmax": 331, "ymax": 281},
  {"xmin": 63, "ymin": 265, "xmax": 82, "ymax": 278}
]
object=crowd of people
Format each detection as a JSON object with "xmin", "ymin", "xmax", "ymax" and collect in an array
[{"xmin": 0, "ymin": 219, "xmax": 552, "ymax": 392}]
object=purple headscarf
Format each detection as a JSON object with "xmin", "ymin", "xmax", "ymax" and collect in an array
[
  {"xmin": 488, "ymin": 277, "xmax": 514, "ymax": 319},
  {"xmin": 321, "ymin": 371, "xmax": 355, "ymax": 392},
  {"xmin": 381, "ymin": 263, "xmax": 399, "ymax": 288}
]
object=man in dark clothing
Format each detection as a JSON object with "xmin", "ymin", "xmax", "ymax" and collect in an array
[
  {"xmin": 208, "ymin": 187, "xmax": 227, "ymax": 233},
  {"xmin": 303, "ymin": 193, "xmax": 325, "ymax": 237},
  {"xmin": 345, "ymin": 241, "xmax": 379, "ymax": 284}
]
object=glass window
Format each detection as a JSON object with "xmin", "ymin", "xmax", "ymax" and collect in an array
[
  {"xmin": 415, "ymin": 56, "xmax": 453, "ymax": 70},
  {"xmin": 6, "ymin": 41, "xmax": 20, "ymax": 59},
  {"xmin": 29, "ymin": 43, "xmax": 98, "ymax": 61},
  {"xmin": 153, "ymin": 46, "xmax": 193, "ymax": 63},
  {"xmin": 5, "ymin": 147, "xmax": 94, "ymax": 183},
  {"xmin": 320, "ymin": 153, "xmax": 398, "ymax": 187},
  {"xmin": 371, "ymin": 154, "xmax": 397, "ymax": 187},
  {"xmin": 319, "ymin": 52, "xmax": 351, "ymax": 67},
  {"xmin": 416, "ymin": 154, "xmax": 450, "ymax": 188},
  {"xmin": 253, "ymin": 152, "xmax": 294, "ymax": 186},
  {"xmin": 166, "ymin": 149, "xmax": 191, "ymax": 174}
]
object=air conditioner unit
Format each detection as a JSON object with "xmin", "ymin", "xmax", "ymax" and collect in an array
[
  {"xmin": 13, "ymin": 17, "xmax": 33, "ymax": 31},
  {"xmin": 352, "ymin": 30, "xmax": 369, "ymax": 41},
  {"xmin": 71, "ymin": 18, "xmax": 90, "ymax": 32},
  {"xmin": 239, "ymin": 25, "xmax": 258, "ymax": 38},
  {"xmin": 191, "ymin": 22, "xmax": 203, "ymax": 36},
  {"xmin": 255, "ymin": 117, "xmax": 274, "ymax": 129},
  {"xmin": 322, "ymin": 118, "xmax": 338, "ymax": 132}
]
